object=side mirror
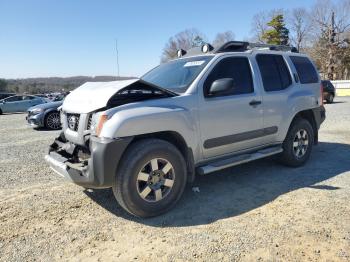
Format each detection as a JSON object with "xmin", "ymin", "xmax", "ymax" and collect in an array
[{"xmin": 209, "ymin": 78, "xmax": 234, "ymax": 96}]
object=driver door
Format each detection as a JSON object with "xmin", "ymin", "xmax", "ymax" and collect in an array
[
  {"xmin": 198, "ymin": 56, "xmax": 264, "ymax": 159},
  {"xmin": 2, "ymin": 96, "xmax": 23, "ymax": 113}
]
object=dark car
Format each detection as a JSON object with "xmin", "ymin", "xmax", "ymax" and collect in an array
[
  {"xmin": 27, "ymin": 101, "xmax": 62, "ymax": 130},
  {"xmin": 322, "ymin": 80, "xmax": 336, "ymax": 103}
]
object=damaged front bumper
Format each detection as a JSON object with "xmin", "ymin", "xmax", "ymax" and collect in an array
[{"xmin": 45, "ymin": 134, "xmax": 133, "ymax": 188}]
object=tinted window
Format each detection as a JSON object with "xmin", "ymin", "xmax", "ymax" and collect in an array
[
  {"xmin": 5, "ymin": 96, "xmax": 22, "ymax": 102},
  {"xmin": 290, "ymin": 56, "xmax": 319, "ymax": 84},
  {"xmin": 256, "ymin": 54, "xmax": 292, "ymax": 92},
  {"xmin": 25, "ymin": 96, "xmax": 36, "ymax": 100},
  {"xmin": 204, "ymin": 57, "xmax": 253, "ymax": 97}
]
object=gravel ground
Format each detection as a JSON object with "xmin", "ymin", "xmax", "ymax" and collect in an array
[{"xmin": 1, "ymin": 99, "xmax": 350, "ymax": 261}]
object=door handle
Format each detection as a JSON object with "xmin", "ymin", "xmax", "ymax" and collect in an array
[{"xmin": 249, "ymin": 100, "xmax": 262, "ymax": 106}]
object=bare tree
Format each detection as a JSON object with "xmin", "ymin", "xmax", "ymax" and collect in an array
[
  {"xmin": 288, "ymin": 8, "xmax": 311, "ymax": 50},
  {"xmin": 251, "ymin": 11, "xmax": 269, "ymax": 43},
  {"xmin": 309, "ymin": 0, "xmax": 350, "ymax": 79},
  {"xmin": 212, "ymin": 31, "xmax": 235, "ymax": 47},
  {"xmin": 161, "ymin": 28, "xmax": 207, "ymax": 62}
]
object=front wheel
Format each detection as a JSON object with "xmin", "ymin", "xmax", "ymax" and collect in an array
[
  {"xmin": 279, "ymin": 118, "xmax": 314, "ymax": 167},
  {"xmin": 113, "ymin": 139, "xmax": 187, "ymax": 217},
  {"xmin": 44, "ymin": 111, "xmax": 61, "ymax": 130}
]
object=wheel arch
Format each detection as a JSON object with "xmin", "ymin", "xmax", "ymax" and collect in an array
[
  {"xmin": 287, "ymin": 109, "xmax": 318, "ymax": 145},
  {"xmin": 44, "ymin": 109, "xmax": 60, "ymax": 128},
  {"xmin": 125, "ymin": 131, "xmax": 195, "ymax": 183}
]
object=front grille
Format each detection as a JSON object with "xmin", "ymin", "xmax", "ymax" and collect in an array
[{"xmin": 66, "ymin": 113, "xmax": 80, "ymax": 131}]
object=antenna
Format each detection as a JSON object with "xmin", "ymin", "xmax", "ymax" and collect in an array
[{"xmin": 115, "ymin": 39, "xmax": 120, "ymax": 78}]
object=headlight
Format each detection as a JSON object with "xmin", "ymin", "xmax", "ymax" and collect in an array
[
  {"xmin": 30, "ymin": 108, "xmax": 44, "ymax": 114},
  {"xmin": 95, "ymin": 114, "xmax": 108, "ymax": 136}
]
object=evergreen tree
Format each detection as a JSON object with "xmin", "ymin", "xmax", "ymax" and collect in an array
[{"xmin": 262, "ymin": 14, "xmax": 290, "ymax": 45}]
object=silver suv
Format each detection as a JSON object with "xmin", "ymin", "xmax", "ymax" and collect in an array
[{"xmin": 45, "ymin": 41, "xmax": 326, "ymax": 217}]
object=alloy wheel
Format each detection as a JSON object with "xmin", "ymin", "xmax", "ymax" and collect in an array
[
  {"xmin": 136, "ymin": 158, "xmax": 175, "ymax": 202},
  {"xmin": 46, "ymin": 112, "xmax": 61, "ymax": 130},
  {"xmin": 293, "ymin": 129, "xmax": 309, "ymax": 158}
]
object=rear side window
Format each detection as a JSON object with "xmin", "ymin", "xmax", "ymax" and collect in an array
[
  {"xmin": 290, "ymin": 56, "xmax": 319, "ymax": 84},
  {"xmin": 204, "ymin": 57, "xmax": 253, "ymax": 97},
  {"xmin": 256, "ymin": 54, "xmax": 292, "ymax": 92}
]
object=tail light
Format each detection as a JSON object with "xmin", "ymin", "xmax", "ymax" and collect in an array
[
  {"xmin": 320, "ymin": 83, "xmax": 324, "ymax": 106},
  {"xmin": 95, "ymin": 114, "xmax": 108, "ymax": 136}
]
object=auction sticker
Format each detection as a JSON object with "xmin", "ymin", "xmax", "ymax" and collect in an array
[{"xmin": 184, "ymin": 61, "xmax": 205, "ymax": 67}]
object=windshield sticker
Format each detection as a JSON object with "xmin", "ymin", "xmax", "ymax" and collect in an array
[{"xmin": 184, "ymin": 61, "xmax": 205, "ymax": 67}]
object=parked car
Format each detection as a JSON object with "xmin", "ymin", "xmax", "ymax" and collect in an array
[
  {"xmin": 321, "ymin": 80, "xmax": 336, "ymax": 103},
  {"xmin": 27, "ymin": 93, "xmax": 67, "ymax": 129},
  {"xmin": 45, "ymin": 41, "xmax": 325, "ymax": 217},
  {"xmin": 0, "ymin": 95, "xmax": 47, "ymax": 114},
  {"xmin": 26, "ymin": 101, "xmax": 63, "ymax": 130},
  {"xmin": 0, "ymin": 92, "xmax": 16, "ymax": 100}
]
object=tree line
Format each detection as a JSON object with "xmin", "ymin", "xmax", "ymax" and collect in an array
[{"xmin": 161, "ymin": 0, "xmax": 350, "ymax": 80}]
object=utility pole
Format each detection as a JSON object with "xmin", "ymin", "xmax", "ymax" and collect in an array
[
  {"xmin": 327, "ymin": 11, "xmax": 336, "ymax": 80},
  {"xmin": 115, "ymin": 39, "xmax": 120, "ymax": 79}
]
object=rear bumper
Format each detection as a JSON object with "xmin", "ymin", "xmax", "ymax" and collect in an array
[{"xmin": 45, "ymin": 134, "xmax": 133, "ymax": 188}]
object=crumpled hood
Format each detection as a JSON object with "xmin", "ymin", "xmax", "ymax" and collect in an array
[{"xmin": 62, "ymin": 79, "xmax": 139, "ymax": 113}]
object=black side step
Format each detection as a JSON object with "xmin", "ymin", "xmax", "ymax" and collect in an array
[{"xmin": 197, "ymin": 146, "xmax": 283, "ymax": 175}]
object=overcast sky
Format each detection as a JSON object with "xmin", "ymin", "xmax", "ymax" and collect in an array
[{"xmin": 0, "ymin": 0, "xmax": 316, "ymax": 78}]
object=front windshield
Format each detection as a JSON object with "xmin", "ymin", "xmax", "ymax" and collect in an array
[{"xmin": 141, "ymin": 56, "xmax": 213, "ymax": 93}]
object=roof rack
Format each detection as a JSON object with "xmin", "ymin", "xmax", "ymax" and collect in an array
[
  {"xmin": 215, "ymin": 41, "xmax": 298, "ymax": 53},
  {"xmin": 176, "ymin": 41, "xmax": 298, "ymax": 58}
]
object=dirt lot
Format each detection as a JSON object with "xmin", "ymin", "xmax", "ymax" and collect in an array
[{"xmin": 1, "ymin": 99, "xmax": 350, "ymax": 261}]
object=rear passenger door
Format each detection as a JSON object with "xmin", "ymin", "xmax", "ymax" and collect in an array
[{"xmin": 255, "ymin": 54, "xmax": 294, "ymax": 144}]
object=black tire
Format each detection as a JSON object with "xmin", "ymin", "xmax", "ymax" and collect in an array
[
  {"xmin": 279, "ymin": 118, "xmax": 314, "ymax": 167},
  {"xmin": 0, "ymin": 109, "xmax": 2, "ymax": 115},
  {"xmin": 113, "ymin": 139, "xmax": 187, "ymax": 217},
  {"xmin": 327, "ymin": 93, "xmax": 334, "ymax": 103},
  {"xmin": 44, "ymin": 111, "xmax": 61, "ymax": 130}
]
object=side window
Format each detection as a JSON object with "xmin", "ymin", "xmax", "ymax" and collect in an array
[
  {"xmin": 290, "ymin": 56, "xmax": 319, "ymax": 84},
  {"xmin": 204, "ymin": 57, "xmax": 253, "ymax": 97},
  {"xmin": 25, "ymin": 96, "xmax": 35, "ymax": 100},
  {"xmin": 5, "ymin": 96, "xmax": 22, "ymax": 102},
  {"xmin": 256, "ymin": 54, "xmax": 292, "ymax": 92}
]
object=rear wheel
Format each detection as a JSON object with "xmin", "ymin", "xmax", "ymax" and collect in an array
[
  {"xmin": 279, "ymin": 118, "xmax": 314, "ymax": 167},
  {"xmin": 113, "ymin": 139, "xmax": 187, "ymax": 217},
  {"xmin": 44, "ymin": 111, "xmax": 61, "ymax": 130},
  {"xmin": 0, "ymin": 109, "xmax": 2, "ymax": 115},
  {"xmin": 327, "ymin": 93, "xmax": 334, "ymax": 103}
]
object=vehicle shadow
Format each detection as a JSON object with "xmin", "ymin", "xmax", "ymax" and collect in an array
[
  {"xmin": 327, "ymin": 101, "xmax": 347, "ymax": 104},
  {"xmin": 84, "ymin": 141, "xmax": 350, "ymax": 227},
  {"xmin": 34, "ymin": 127, "xmax": 61, "ymax": 132}
]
